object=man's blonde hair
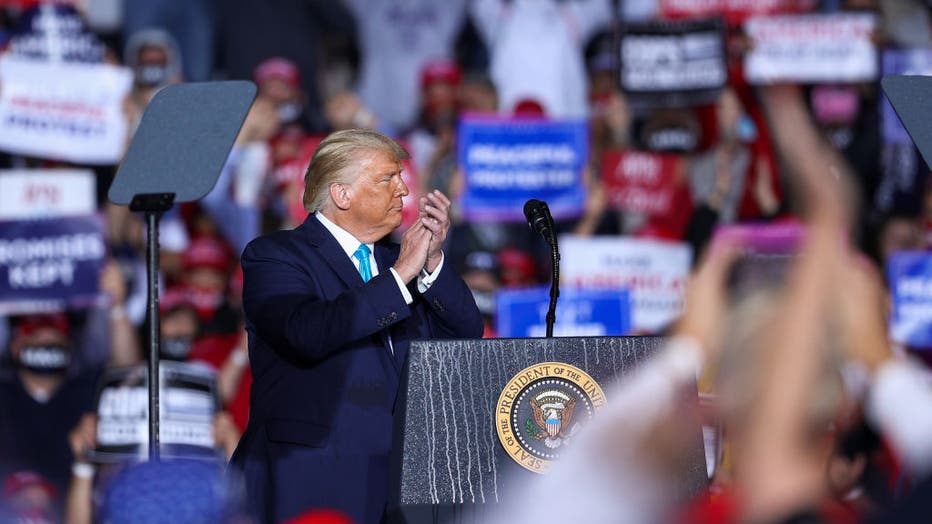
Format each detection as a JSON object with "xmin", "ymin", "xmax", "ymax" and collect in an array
[{"xmin": 302, "ymin": 128, "xmax": 410, "ymax": 213}]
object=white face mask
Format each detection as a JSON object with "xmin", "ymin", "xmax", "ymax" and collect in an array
[
  {"xmin": 161, "ymin": 336, "xmax": 193, "ymax": 361},
  {"xmin": 471, "ymin": 289, "xmax": 496, "ymax": 316},
  {"xmin": 278, "ymin": 102, "xmax": 303, "ymax": 124},
  {"xmin": 18, "ymin": 345, "xmax": 70, "ymax": 375},
  {"xmin": 135, "ymin": 64, "xmax": 169, "ymax": 87}
]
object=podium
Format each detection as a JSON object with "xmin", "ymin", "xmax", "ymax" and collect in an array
[{"xmin": 388, "ymin": 336, "xmax": 708, "ymax": 523}]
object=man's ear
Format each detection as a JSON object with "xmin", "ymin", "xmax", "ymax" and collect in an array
[{"xmin": 330, "ymin": 182, "xmax": 352, "ymax": 210}]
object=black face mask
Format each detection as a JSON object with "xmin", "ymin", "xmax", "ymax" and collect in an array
[
  {"xmin": 18, "ymin": 345, "xmax": 70, "ymax": 375},
  {"xmin": 161, "ymin": 336, "xmax": 193, "ymax": 361},
  {"xmin": 135, "ymin": 64, "xmax": 168, "ymax": 87}
]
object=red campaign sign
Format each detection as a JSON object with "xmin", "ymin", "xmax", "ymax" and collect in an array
[
  {"xmin": 602, "ymin": 150, "xmax": 680, "ymax": 217},
  {"xmin": 277, "ymin": 135, "xmax": 420, "ymax": 230},
  {"xmin": 659, "ymin": 0, "xmax": 815, "ymax": 25}
]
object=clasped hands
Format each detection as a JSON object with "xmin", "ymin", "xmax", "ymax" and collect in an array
[{"xmin": 393, "ymin": 189, "xmax": 451, "ymax": 283}]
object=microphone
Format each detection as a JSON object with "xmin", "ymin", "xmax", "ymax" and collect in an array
[{"xmin": 523, "ymin": 199, "xmax": 555, "ymax": 244}]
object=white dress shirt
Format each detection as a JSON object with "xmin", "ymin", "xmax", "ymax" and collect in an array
[{"xmin": 315, "ymin": 212, "xmax": 444, "ymax": 304}]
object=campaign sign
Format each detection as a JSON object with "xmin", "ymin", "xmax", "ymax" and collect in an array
[
  {"xmin": 0, "ymin": 214, "xmax": 105, "ymax": 314},
  {"xmin": 458, "ymin": 117, "xmax": 587, "ymax": 222},
  {"xmin": 0, "ymin": 169, "xmax": 96, "ymax": 220},
  {"xmin": 0, "ymin": 56, "xmax": 133, "ymax": 165},
  {"xmin": 619, "ymin": 18, "xmax": 727, "ymax": 108},
  {"xmin": 602, "ymin": 150, "xmax": 681, "ymax": 216},
  {"xmin": 881, "ymin": 49, "xmax": 932, "ymax": 146},
  {"xmin": 888, "ymin": 251, "xmax": 932, "ymax": 350},
  {"xmin": 495, "ymin": 286, "xmax": 631, "ymax": 338},
  {"xmin": 7, "ymin": 4, "xmax": 107, "ymax": 63},
  {"xmin": 92, "ymin": 361, "xmax": 220, "ymax": 461},
  {"xmin": 714, "ymin": 222, "xmax": 803, "ymax": 296},
  {"xmin": 659, "ymin": 0, "xmax": 816, "ymax": 25},
  {"xmin": 560, "ymin": 235, "xmax": 692, "ymax": 332},
  {"xmin": 744, "ymin": 14, "xmax": 877, "ymax": 84}
]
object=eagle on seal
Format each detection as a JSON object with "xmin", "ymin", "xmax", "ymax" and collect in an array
[{"xmin": 530, "ymin": 396, "xmax": 576, "ymax": 449}]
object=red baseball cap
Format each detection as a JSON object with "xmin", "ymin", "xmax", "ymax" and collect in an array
[
  {"xmin": 512, "ymin": 98, "xmax": 546, "ymax": 117},
  {"xmin": 182, "ymin": 236, "xmax": 232, "ymax": 273},
  {"xmin": 254, "ymin": 57, "xmax": 302, "ymax": 89},
  {"xmin": 13, "ymin": 313, "xmax": 70, "ymax": 340},
  {"xmin": 159, "ymin": 286, "xmax": 196, "ymax": 315},
  {"xmin": 3, "ymin": 470, "xmax": 58, "ymax": 500},
  {"xmin": 420, "ymin": 59, "xmax": 462, "ymax": 90}
]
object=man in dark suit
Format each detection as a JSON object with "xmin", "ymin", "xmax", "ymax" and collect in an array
[{"xmin": 229, "ymin": 128, "xmax": 483, "ymax": 523}]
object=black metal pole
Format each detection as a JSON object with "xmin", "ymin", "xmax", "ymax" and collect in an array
[
  {"xmin": 613, "ymin": 0, "xmax": 622, "ymax": 86},
  {"xmin": 545, "ymin": 237, "xmax": 560, "ymax": 338},
  {"xmin": 145, "ymin": 210, "xmax": 161, "ymax": 462}
]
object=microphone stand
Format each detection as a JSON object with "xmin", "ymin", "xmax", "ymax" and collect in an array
[{"xmin": 546, "ymin": 233, "xmax": 560, "ymax": 338}]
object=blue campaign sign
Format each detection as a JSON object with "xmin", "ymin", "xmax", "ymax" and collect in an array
[
  {"xmin": 458, "ymin": 117, "xmax": 588, "ymax": 222},
  {"xmin": 495, "ymin": 286, "xmax": 631, "ymax": 338},
  {"xmin": 888, "ymin": 251, "xmax": 932, "ymax": 350},
  {"xmin": 0, "ymin": 214, "xmax": 106, "ymax": 313},
  {"xmin": 8, "ymin": 5, "xmax": 107, "ymax": 63}
]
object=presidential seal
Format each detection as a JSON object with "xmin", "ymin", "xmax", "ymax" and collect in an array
[{"xmin": 495, "ymin": 362, "xmax": 606, "ymax": 473}]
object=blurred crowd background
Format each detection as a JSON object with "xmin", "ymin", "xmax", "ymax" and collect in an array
[{"xmin": 0, "ymin": 0, "xmax": 931, "ymax": 522}]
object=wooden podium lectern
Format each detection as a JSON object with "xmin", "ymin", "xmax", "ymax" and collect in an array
[{"xmin": 388, "ymin": 336, "xmax": 708, "ymax": 523}]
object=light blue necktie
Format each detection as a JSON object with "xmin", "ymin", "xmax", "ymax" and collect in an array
[{"xmin": 353, "ymin": 244, "xmax": 372, "ymax": 282}]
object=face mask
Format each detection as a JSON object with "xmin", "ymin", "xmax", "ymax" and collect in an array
[
  {"xmin": 18, "ymin": 345, "xmax": 70, "ymax": 375},
  {"xmin": 161, "ymin": 336, "xmax": 193, "ymax": 361},
  {"xmin": 811, "ymin": 85, "xmax": 860, "ymax": 126},
  {"xmin": 135, "ymin": 64, "xmax": 169, "ymax": 87},
  {"xmin": 278, "ymin": 102, "xmax": 303, "ymax": 124},
  {"xmin": 735, "ymin": 115, "xmax": 757, "ymax": 143},
  {"xmin": 187, "ymin": 286, "xmax": 224, "ymax": 321},
  {"xmin": 471, "ymin": 290, "xmax": 496, "ymax": 316},
  {"xmin": 645, "ymin": 127, "xmax": 698, "ymax": 153}
]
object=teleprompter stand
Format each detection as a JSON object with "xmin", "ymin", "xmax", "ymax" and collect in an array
[{"xmin": 108, "ymin": 81, "xmax": 256, "ymax": 461}]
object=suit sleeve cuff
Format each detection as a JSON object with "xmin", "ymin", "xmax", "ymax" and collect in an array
[
  {"xmin": 417, "ymin": 253, "xmax": 444, "ymax": 294},
  {"xmin": 389, "ymin": 268, "xmax": 414, "ymax": 304}
]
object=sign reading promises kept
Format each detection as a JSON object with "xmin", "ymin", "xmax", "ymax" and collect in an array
[{"xmin": 0, "ymin": 215, "xmax": 105, "ymax": 313}]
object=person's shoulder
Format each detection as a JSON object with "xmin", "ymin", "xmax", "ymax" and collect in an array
[
  {"xmin": 243, "ymin": 223, "xmax": 311, "ymax": 261},
  {"xmin": 245, "ymin": 227, "xmax": 300, "ymax": 252}
]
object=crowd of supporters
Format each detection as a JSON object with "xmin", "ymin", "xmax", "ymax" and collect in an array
[{"xmin": 0, "ymin": 0, "xmax": 930, "ymax": 522}]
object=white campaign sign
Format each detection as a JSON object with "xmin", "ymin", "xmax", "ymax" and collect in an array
[
  {"xmin": 560, "ymin": 235, "xmax": 692, "ymax": 332},
  {"xmin": 744, "ymin": 14, "xmax": 877, "ymax": 84},
  {"xmin": 0, "ymin": 56, "xmax": 132, "ymax": 164},
  {"xmin": 0, "ymin": 169, "xmax": 95, "ymax": 219}
]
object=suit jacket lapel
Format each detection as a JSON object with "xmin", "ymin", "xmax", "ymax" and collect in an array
[
  {"xmin": 299, "ymin": 214, "xmax": 361, "ymax": 289},
  {"xmin": 302, "ymin": 216, "xmax": 403, "ymax": 370}
]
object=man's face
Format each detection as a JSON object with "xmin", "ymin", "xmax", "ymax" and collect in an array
[
  {"xmin": 259, "ymin": 77, "xmax": 300, "ymax": 107},
  {"xmin": 161, "ymin": 308, "xmax": 199, "ymax": 339},
  {"xmin": 344, "ymin": 150, "xmax": 409, "ymax": 242}
]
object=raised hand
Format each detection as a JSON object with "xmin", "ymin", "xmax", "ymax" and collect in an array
[
  {"xmin": 418, "ymin": 190, "xmax": 452, "ymax": 272},
  {"xmin": 392, "ymin": 219, "xmax": 431, "ymax": 283}
]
